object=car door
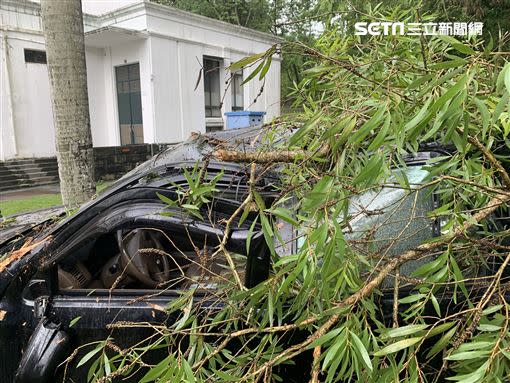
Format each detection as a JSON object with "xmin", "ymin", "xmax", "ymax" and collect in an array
[{"xmin": 14, "ymin": 200, "xmax": 268, "ymax": 383}]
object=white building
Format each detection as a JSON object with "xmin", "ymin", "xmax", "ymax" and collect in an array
[{"xmin": 0, "ymin": 0, "xmax": 281, "ymax": 161}]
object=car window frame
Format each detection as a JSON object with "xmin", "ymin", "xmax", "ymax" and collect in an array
[{"xmin": 45, "ymin": 200, "xmax": 268, "ymax": 297}]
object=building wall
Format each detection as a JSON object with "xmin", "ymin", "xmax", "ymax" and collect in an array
[
  {"xmin": 85, "ymin": 47, "xmax": 108, "ymax": 147},
  {"xmin": 0, "ymin": 0, "xmax": 281, "ymax": 160},
  {"xmin": 149, "ymin": 36, "xmax": 183, "ymax": 143},
  {"xmin": 146, "ymin": 9, "xmax": 281, "ymax": 141},
  {"xmin": 0, "ymin": 31, "xmax": 55, "ymax": 160}
]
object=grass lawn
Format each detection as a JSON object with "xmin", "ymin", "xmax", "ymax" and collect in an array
[
  {"xmin": 1, "ymin": 194, "xmax": 63, "ymax": 217},
  {"xmin": 1, "ymin": 181, "xmax": 114, "ymax": 217}
]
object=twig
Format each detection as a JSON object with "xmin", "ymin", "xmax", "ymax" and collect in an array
[
  {"xmin": 393, "ymin": 269, "xmax": 400, "ymax": 328},
  {"xmin": 458, "ymin": 127, "xmax": 510, "ymax": 189},
  {"xmin": 309, "ymin": 345, "xmax": 322, "ymax": 383},
  {"xmin": 192, "ymin": 315, "xmax": 318, "ymax": 371}
]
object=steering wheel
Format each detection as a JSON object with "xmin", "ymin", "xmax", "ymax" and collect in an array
[{"xmin": 117, "ymin": 229, "xmax": 171, "ymax": 288}]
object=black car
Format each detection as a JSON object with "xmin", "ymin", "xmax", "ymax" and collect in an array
[
  {"xmin": 0, "ymin": 128, "xmax": 279, "ymax": 382},
  {"xmin": 0, "ymin": 128, "xmax": 476, "ymax": 382}
]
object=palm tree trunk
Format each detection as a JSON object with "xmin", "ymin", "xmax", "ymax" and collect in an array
[{"xmin": 40, "ymin": 0, "xmax": 95, "ymax": 208}]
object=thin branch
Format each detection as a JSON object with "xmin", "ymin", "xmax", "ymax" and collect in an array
[{"xmin": 309, "ymin": 345, "xmax": 321, "ymax": 383}]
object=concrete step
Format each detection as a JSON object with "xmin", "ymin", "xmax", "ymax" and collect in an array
[
  {"xmin": 0, "ymin": 173, "xmax": 59, "ymax": 184},
  {"xmin": 0, "ymin": 167, "xmax": 58, "ymax": 176},
  {"xmin": 0, "ymin": 180, "xmax": 58, "ymax": 193},
  {"xmin": 0, "ymin": 157, "xmax": 59, "ymax": 192},
  {"xmin": 0, "ymin": 157, "xmax": 57, "ymax": 165},
  {"xmin": 0, "ymin": 168, "xmax": 58, "ymax": 180},
  {"xmin": 0, "ymin": 163, "xmax": 58, "ymax": 171}
]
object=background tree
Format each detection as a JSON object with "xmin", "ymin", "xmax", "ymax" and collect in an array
[
  {"xmin": 157, "ymin": 0, "xmax": 273, "ymax": 31},
  {"xmin": 40, "ymin": 0, "xmax": 95, "ymax": 209},
  {"xmin": 153, "ymin": 0, "xmax": 510, "ymax": 108}
]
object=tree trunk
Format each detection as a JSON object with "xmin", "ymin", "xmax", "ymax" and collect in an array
[{"xmin": 40, "ymin": 0, "xmax": 95, "ymax": 209}]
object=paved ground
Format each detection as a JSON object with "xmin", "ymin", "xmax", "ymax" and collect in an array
[{"xmin": 0, "ymin": 184, "xmax": 60, "ymax": 201}]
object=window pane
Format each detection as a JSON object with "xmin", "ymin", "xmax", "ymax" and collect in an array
[
  {"xmin": 232, "ymin": 71, "xmax": 244, "ymax": 111},
  {"xmin": 128, "ymin": 63, "xmax": 140, "ymax": 80},
  {"xmin": 116, "ymin": 63, "xmax": 143, "ymax": 145},
  {"xmin": 204, "ymin": 58, "xmax": 221, "ymax": 117},
  {"xmin": 24, "ymin": 49, "xmax": 47, "ymax": 64},
  {"xmin": 116, "ymin": 66, "xmax": 129, "ymax": 81}
]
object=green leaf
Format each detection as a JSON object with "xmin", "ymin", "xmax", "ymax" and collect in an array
[
  {"xmin": 353, "ymin": 155, "xmax": 383, "ymax": 186},
  {"xmin": 241, "ymin": 59, "xmax": 266, "ymax": 85},
  {"xmin": 429, "ymin": 58, "xmax": 468, "ymax": 70},
  {"xmin": 140, "ymin": 356, "xmax": 171, "ymax": 383},
  {"xmin": 307, "ymin": 327, "xmax": 344, "ymax": 349},
  {"xmin": 175, "ymin": 297, "xmax": 193, "ymax": 331},
  {"xmin": 181, "ymin": 204, "xmax": 200, "ymax": 212},
  {"xmin": 407, "ymin": 98, "xmax": 432, "ymax": 132},
  {"xmin": 212, "ymin": 369, "xmax": 240, "ymax": 381},
  {"xmin": 350, "ymin": 331, "xmax": 373, "ymax": 371},
  {"xmin": 383, "ymin": 324, "xmax": 429, "ymax": 339},
  {"xmin": 69, "ymin": 316, "xmax": 82, "ymax": 328},
  {"xmin": 399, "ymin": 294, "xmax": 426, "ymax": 304},
  {"xmin": 289, "ymin": 113, "xmax": 322, "ymax": 146},
  {"xmin": 474, "ymin": 98, "xmax": 490, "ymax": 131},
  {"xmin": 259, "ymin": 55, "xmax": 273, "ymax": 80},
  {"xmin": 482, "ymin": 305, "xmax": 503, "ymax": 315},
  {"xmin": 322, "ymin": 333, "xmax": 345, "ymax": 370},
  {"xmin": 348, "ymin": 105, "xmax": 385, "ymax": 145},
  {"xmin": 505, "ymin": 62, "xmax": 510, "ymax": 95},
  {"xmin": 446, "ymin": 360, "xmax": 488, "ymax": 383},
  {"xmin": 431, "ymin": 294, "xmax": 441, "ymax": 316},
  {"xmin": 492, "ymin": 93, "xmax": 509, "ymax": 123},
  {"xmin": 451, "ymin": 42, "xmax": 476, "ymax": 55},
  {"xmin": 457, "ymin": 341, "xmax": 494, "ymax": 352},
  {"xmin": 408, "ymin": 73, "xmax": 435, "ymax": 88},
  {"xmin": 266, "ymin": 207, "xmax": 298, "ymax": 226},
  {"xmin": 230, "ymin": 51, "xmax": 266, "ymax": 71},
  {"xmin": 302, "ymin": 176, "xmax": 334, "ymax": 211},
  {"xmin": 373, "ymin": 337, "xmax": 423, "ymax": 356},
  {"xmin": 103, "ymin": 353, "xmax": 111, "ymax": 376},
  {"xmin": 446, "ymin": 350, "xmax": 490, "ymax": 361},
  {"xmin": 156, "ymin": 192, "xmax": 175, "ymax": 207},
  {"xmin": 246, "ymin": 216, "xmax": 258, "ymax": 254},
  {"xmin": 477, "ymin": 324, "xmax": 501, "ymax": 332},
  {"xmin": 427, "ymin": 325, "xmax": 457, "ymax": 358},
  {"xmin": 426, "ymin": 321, "xmax": 456, "ymax": 338},
  {"xmin": 182, "ymin": 360, "xmax": 195, "ymax": 382},
  {"xmin": 367, "ymin": 113, "xmax": 391, "ymax": 151},
  {"xmin": 267, "ymin": 290, "xmax": 274, "ymax": 326},
  {"xmin": 77, "ymin": 343, "xmax": 103, "ymax": 368}
]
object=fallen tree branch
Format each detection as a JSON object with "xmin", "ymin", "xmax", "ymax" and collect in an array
[
  {"xmin": 241, "ymin": 192, "xmax": 510, "ymax": 380},
  {"xmin": 213, "ymin": 145, "xmax": 329, "ymax": 164}
]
